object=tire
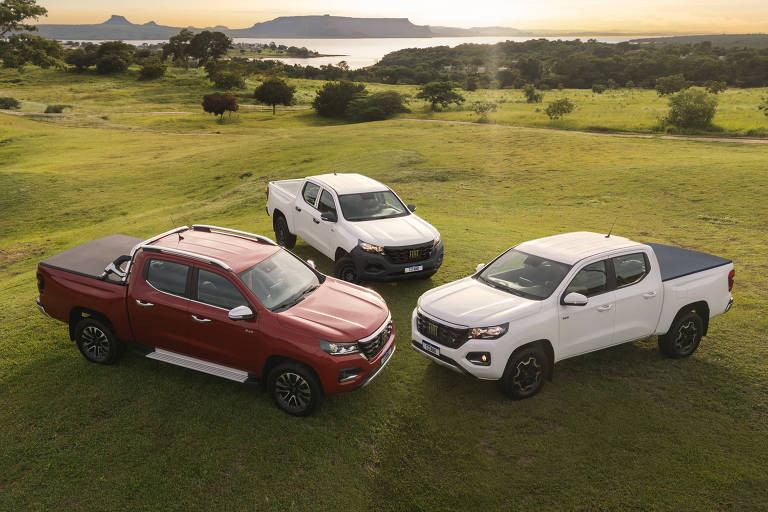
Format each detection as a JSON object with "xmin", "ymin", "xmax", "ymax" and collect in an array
[
  {"xmin": 499, "ymin": 346, "xmax": 548, "ymax": 400},
  {"xmin": 267, "ymin": 362, "xmax": 324, "ymax": 416},
  {"xmin": 334, "ymin": 255, "xmax": 359, "ymax": 283},
  {"xmin": 273, "ymin": 215, "xmax": 296, "ymax": 249},
  {"xmin": 658, "ymin": 310, "xmax": 704, "ymax": 358},
  {"xmin": 74, "ymin": 317, "xmax": 123, "ymax": 365}
]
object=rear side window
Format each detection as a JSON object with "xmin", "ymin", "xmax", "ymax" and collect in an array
[
  {"xmin": 146, "ymin": 259, "xmax": 189, "ymax": 296},
  {"xmin": 197, "ymin": 269, "xmax": 248, "ymax": 310},
  {"xmin": 564, "ymin": 260, "xmax": 608, "ymax": 297},
  {"xmin": 302, "ymin": 182, "xmax": 320, "ymax": 207},
  {"xmin": 317, "ymin": 189, "xmax": 336, "ymax": 215},
  {"xmin": 614, "ymin": 253, "xmax": 648, "ymax": 288}
]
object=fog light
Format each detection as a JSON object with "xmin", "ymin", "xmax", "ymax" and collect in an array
[
  {"xmin": 339, "ymin": 368, "xmax": 360, "ymax": 383},
  {"xmin": 466, "ymin": 352, "xmax": 491, "ymax": 366}
]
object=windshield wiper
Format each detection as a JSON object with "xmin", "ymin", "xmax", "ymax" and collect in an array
[
  {"xmin": 477, "ymin": 274, "xmax": 525, "ymax": 298},
  {"xmin": 272, "ymin": 284, "xmax": 319, "ymax": 312}
]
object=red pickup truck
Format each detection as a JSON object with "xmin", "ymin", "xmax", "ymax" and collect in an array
[{"xmin": 36, "ymin": 225, "xmax": 395, "ymax": 415}]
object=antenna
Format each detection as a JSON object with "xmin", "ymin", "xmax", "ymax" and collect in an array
[{"xmin": 606, "ymin": 218, "xmax": 617, "ymax": 238}]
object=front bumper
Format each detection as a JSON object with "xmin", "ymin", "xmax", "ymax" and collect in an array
[{"xmin": 351, "ymin": 241, "xmax": 444, "ymax": 282}]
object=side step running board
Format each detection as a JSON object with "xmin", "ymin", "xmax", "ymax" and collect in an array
[{"xmin": 146, "ymin": 349, "xmax": 249, "ymax": 383}]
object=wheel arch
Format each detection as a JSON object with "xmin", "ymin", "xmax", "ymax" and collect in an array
[
  {"xmin": 334, "ymin": 247, "xmax": 348, "ymax": 262},
  {"xmin": 272, "ymin": 208, "xmax": 285, "ymax": 227},
  {"xmin": 68, "ymin": 307, "xmax": 114, "ymax": 341},
  {"xmin": 261, "ymin": 355, "xmax": 325, "ymax": 394},
  {"xmin": 674, "ymin": 301, "xmax": 710, "ymax": 336},
  {"xmin": 507, "ymin": 339, "xmax": 555, "ymax": 381}
]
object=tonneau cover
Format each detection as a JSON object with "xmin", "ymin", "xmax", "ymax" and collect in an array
[
  {"xmin": 646, "ymin": 243, "xmax": 732, "ymax": 282},
  {"xmin": 40, "ymin": 234, "xmax": 142, "ymax": 280}
]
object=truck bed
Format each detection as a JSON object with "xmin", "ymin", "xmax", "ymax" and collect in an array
[
  {"xmin": 646, "ymin": 243, "xmax": 732, "ymax": 282},
  {"xmin": 270, "ymin": 179, "xmax": 303, "ymax": 198},
  {"xmin": 39, "ymin": 234, "xmax": 141, "ymax": 281}
]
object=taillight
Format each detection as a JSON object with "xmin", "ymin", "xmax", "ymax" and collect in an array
[
  {"xmin": 36, "ymin": 271, "xmax": 45, "ymax": 293},
  {"xmin": 266, "ymin": 184, "xmax": 270, "ymax": 199},
  {"xmin": 728, "ymin": 269, "xmax": 735, "ymax": 292}
]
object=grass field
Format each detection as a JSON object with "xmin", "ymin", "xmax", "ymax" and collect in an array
[{"xmin": 1, "ymin": 68, "xmax": 768, "ymax": 511}]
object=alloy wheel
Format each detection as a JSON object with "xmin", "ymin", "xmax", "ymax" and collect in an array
[
  {"xmin": 81, "ymin": 326, "xmax": 110, "ymax": 363},
  {"xmin": 512, "ymin": 356, "xmax": 542, "ymax": 394},
  {"xmin": 674, "ymin": 320, "xmax": 698, "ymax": 354},
  {"xmin": 274, "ymin": 372, "xmax": 312, "ymax": 411}
]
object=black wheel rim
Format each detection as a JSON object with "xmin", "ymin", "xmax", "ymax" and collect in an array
[
  {"xmin": 340, "ymin": 265, "xmax": 357, "ymax": 282},
  {"xmin": 275, "ymin": 223, "xmax": 286, "ymax": 245},
  {"xmin": 274, "ymin": 372, "xmax": 312, "ymax": 412},
  {"xmin": 674, "ymin": 320, "xmax": 698, "ymax": 354},
  {"xmin": 512, "ymin": 356, "xmax": 542, "ymax": 394},
  {"xmin": 81, "ymin": 325, "xmax": 110, "ymax": 363}
]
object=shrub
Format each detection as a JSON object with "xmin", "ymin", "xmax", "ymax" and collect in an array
[
  {"xmin": 210, "ymin": 70, "xmax": 245, "ymax": 89},
  {"xmin": 607, "ymin": 79, "xmax": 618, "ymax": 90},
  {"xmin": 665, "ymin": 88, "xmax": 718, "ymax": 129},
  {"xmin": 471, "ymin": 101, "xmax": 497, "ymax": 122},
  {"xmin": 253, "ymin": 77, "xmax": 296, "ymax": 115},
  {"xmin": 65, "ymin": 47, "xmax": 97, "ymax": 71},
  {"xmin": 96, "ymin": 55, "xmax": 129, "ymax": 74},
  {"xmin": 464, "ymin": 76, "xmax": 478, "ymax": 91},
  {"xmin": 202, "ymin": 93, "xmax": 239, "ymax": 119},
  {"xmin": 0, "ymin": 97, "xmax": 21, "ymax": 109},
  {"xmin": 592, "ymin": 83, "xmax": 606, "ymax": 94},
  {"xmin": 312, "ymin": 80, "xmax": 367, "ymax": 118},
  {"xmin": 625, "ymin": 80, "xmax": 635, "ymax": 89},
  {"xmin": 138, "ymin": 57, "xmax": 166, "ymax": 81},
  {"xmin": 544, "ymin": 98, "xmax": 575, "ymax": 120},
  {"xmin": 346, "ymin": 91, "xmax": 409, "ymax": 122},
  {"xmin": 655, "ymin": 73, "xmax": 688, "ymax": 96},
  {"xmin": 705, "ymin": 80, "xmax": 727, "ymax": 94},
  {"xmin": 416, "ymin": 81, "xmax": 465, "ymax": 111},
  {"xmin": 44, "ymin": 104, "xmax": 70, "ymax": 113},
  {"xmin": 523, "ymin": 84, "xmax": 542, "ymax": 103},
  {"xmin": 760, "ymin": 96, "xmax": 768, "ymax": 118}
]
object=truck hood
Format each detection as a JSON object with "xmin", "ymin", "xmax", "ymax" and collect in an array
[
  {"xmin": 348, "ymin": 214, "xmax": 439, "ymax": 247},
  {"xmin": 418, "ymin": 277, "xmax": 542, "ymax": 327},
  {"xmin": 278, "ymin": 278, "xmax": 389, "ymax": 341}
]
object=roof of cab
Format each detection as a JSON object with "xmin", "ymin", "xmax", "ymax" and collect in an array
[
  {"xmin": 151, "ymin": 229, "xmax": 281, "ymax": 273},
  {"xmin": 516, "ymin": 231, "xmax": 643, "ymax": 265},
  {"xmin": 310, "ymin": 173, "xmax": 389, "ymax": 195}
]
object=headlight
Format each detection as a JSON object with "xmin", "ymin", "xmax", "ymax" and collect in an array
[
  {"xmin": 470, "ymin": 323, "xmax": 509, "ymax": 340},
  {"xmin": 433, "ymin": 235, "xmax": 441, "ymax": 247},
  {"xmin": 360, "ymin": 241, "xmax": 385, "ymax": 254},
  {"xmin": 319, "ymin": 339, "xmax": 360, "ymax": 356}
]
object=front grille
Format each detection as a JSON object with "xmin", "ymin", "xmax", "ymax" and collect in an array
[
  {"xmin": 416, "ymin": 313, "xmax": 469, "ymax": 349},
  {"xmin": 358, "ymin": 321, "xmax": 392, "ymax": 359},
  {"xmin": 385, "ymin": 243, "xmax": 433, "ymax": 264}
]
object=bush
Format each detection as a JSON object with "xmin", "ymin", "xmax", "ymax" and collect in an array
[
  {"xmin": 44, "ymin": 104, "xmax": 71, "ymax": 113},
  {"xmin": 464, "ymin": 76, "xmax": 478, "ymax": 91},
  {"xmin": 346, "ymin": 91, "xmax": 409, "ymax": 122},
  {"xmin": 592, "ymin": 83, "xmax": 606, "ymax": 94},
  {"xmin": 471, "ymin": 101, "xmax": 497, "ymax": 122},
  {"xmin": 544, "ymin": 98, "xmax": 575, "ymax": 120},
  {"xmin": 665, "ymin": 88, "xmax": 718, "ymax": 129},
  {"xmin": 96, "ymin": 55, "xmax": 129, "ymax": 74},
  {"xmin": 0, "ymin": 97, "xmax": 21, "ymax": 109},
  {"xmin": 760, "ymin": 96, "xmax": 768, "ymax": 118},
  {"xmin": 65, "ymin": 47, "xmax": 98, "ymax": 71},
  {"xmin": 312, "ymin": 80, "xmax": 367, "ymax": 118},
  {"xmin": 210, "ymin": 70, "xmax": 245, "ymax": 89},
  {"xmin": 655, "ymin": 73, "xmax": 688, "ymax": 96},
  {"xmin": 416, "ymin": 81, "xmax": 465, "ymax": 111},
  {"xmin": 705, "ymin": 81, "xmax": 727, "ymax": 94},
  {"xmin": 523, "ymin": 84, "xmax": 543, "ymax": 103},
  {"xmin": 138, "ymin": 57, "xmax": 166, "ymax": 81},
  {"xmin": 201, "ymin": 93, "xmax": 239, "ymax": 119}
]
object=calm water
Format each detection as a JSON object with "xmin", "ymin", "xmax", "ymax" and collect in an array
[{"xmin": 82, "ymin": 36, "xmax": 655, "ymax": 69}]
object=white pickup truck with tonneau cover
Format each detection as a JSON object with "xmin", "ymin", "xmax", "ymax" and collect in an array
[
  {"xmin": 266, "ymin": 173, "xmax": 443, "ymax": 282},
  {"xmin": 411, "ymin": 232, "xmax": 735, "ymax": 399}
]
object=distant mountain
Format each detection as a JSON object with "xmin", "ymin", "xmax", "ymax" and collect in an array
[
  {"xmin": 35, "ymin": 15, "xmax": 186, "ymax": 40},
  {"xmin": 630, "ymin": 33, "xmax": 768, "ymax": 49}
]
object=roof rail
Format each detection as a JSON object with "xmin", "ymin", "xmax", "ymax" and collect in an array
[
  {"xmin": 137, "ymin": 244, "xmax": 232, "ymax": 271},
  {"xmin": 191, "ymin": 224, "xmax": 277, "ymax": 246},
  {"xmin": 129, "ymin": 226, "xmax": 189, "ymax": 257}
]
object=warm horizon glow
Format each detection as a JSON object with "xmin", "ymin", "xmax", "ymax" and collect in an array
[{"xmin": 37, "ymin": 0, "xmax": 768, "ymax": 34}]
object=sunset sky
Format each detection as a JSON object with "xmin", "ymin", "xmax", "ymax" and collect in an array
[{"xmin": 39, "ymin": 0, "xmax": 768, "ymax": 33}]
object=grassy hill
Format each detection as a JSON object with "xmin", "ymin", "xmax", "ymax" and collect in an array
[{"xmin": 1, "ymin": 68, "xmax": 768, "ymax": 511}]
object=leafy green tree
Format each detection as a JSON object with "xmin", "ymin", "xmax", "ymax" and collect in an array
[
  {"xmin": 0, "ymin": 33, "xmax": 62, "ymax": 69},
  {"xmin": 163, "ymin": 29, "xmax": 194, "ymax": 68},
  {"xmin": 346, "ymin": 91, "xmax": 409, "ymax": 122},
  {"xmin": 253, "ymin": 77, "xmax": 296, "ymax": 115},
  {"xmin": 201, "ymin": 93, "xmax": 238, "ymax": 120},
  {"xmin": 312, "ymin": 80, "xmax": 367, "ymax": 118},
  {"xmin": 705, "ymin": 80, "xmax": 727, "ymax": 94},
  {"xmin": 65, "ymin": 46, "xmax": 97, "ymax": 71},
  {"xmin": 760, "ymin": 96, "xmax": 768, "ymax": 118},
  {"xmin": 655, "ymin": 73, "xmax": 689, "ymax": 96},
  {"xmin": 544, "ymin": 97, "xmax": 575, "ymax": 120},
  {"xmin": 471, "ymin": 101, "xmax": 497, "ymax": 122},
  {"xmin": 523, "ymin": 84, "xmax": 542, "ymax": 103},
  {"xmin": 189, "ymin": 31, "xmax": 231, "ymax": 64},
  {"xmin": 416, "ymin": 81, "xmax": 465, "ymax": 111},
  {"xmin": 665, "ymin": 88, "xmax": 718, "ymax": 129},
  {"xmin": 93, "ymin": 41, "xmax": 133, "ymax": 74},
  {"xmin": 592, "ymin": 83, "xmax": 606, "ymax": 94},
  {"xmin": 0, "ymin": 0, "xmax": 47, "ymax": 37},
  {"xmin": 138, "ymin": 56, "xmax": 166, "ymax": 80}
]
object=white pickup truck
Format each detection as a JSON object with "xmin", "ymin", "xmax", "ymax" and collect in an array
[
  {"xmin": 411, "ymin": 231, "xmax": 734, "ymax": 399},
  {"xmin": 266, "ymin": 173, "xmax": 443, "ymax": 282}
]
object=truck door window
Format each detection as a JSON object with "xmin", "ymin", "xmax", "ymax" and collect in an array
[
  {"xmin": 196, "ymin": 269, "xmax": 249, "ymax": 310},
  {"xmin": 613, "ymin": 253, "xmax": 648, "ymax": 288},
  {"xmin": 564, "ymin": 260, "xmax": 608, "ymax": 297},
  {"xmin": 302, "ymin": 182, "xmax": 320, "ymax": 208},
  {"xmin": 146, "ymin": 259, "xmax": 190, "ymax": 296},
  {"xmin": 317, "ymin": 189, "xmax": 337, "ymax": 215}
]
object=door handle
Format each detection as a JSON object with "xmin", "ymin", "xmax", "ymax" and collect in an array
[
  {"xmin": 191, "ymin": 315, "xmax": 211, "ymax": 323},
  {"xmin": 135, "ymin": 299, "xmax": 154, "ymax": 307},
  {"xmin": 597, "ymin": 304, "xmax": 613, "ymax": 312},
  {"xmin": 313, "ymin": 218, "xmax": 320, "ymax": 224},
  {"xmin": 295, "ymin": 206, "xmax": 302, "ymax": 212},
  {"xmin": 643, "ymin": 291, "xmax": 658, "ymax": 299}
]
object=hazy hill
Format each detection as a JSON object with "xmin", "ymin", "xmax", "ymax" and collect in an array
[
  {"xmin": 631, "ymin": 33, "xmax": 768, "ymax": 49},
  {"xmin": 35, "ymin": 15, "xmax": 185, "ymax": 40}
]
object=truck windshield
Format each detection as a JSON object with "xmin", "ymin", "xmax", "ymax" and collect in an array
[
  {"xmin": 237, "ymin": 250, "xmax": 321, "ymax": 312},
  {"xmin": 338, "ymin": 190, "xmax": 409, "ymax": 222},
  {"xmin": 475, "ymin": 249, "xmax": 571, "ymax": 300}
]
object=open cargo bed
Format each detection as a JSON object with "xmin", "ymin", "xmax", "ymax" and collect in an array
[
  {"xmin": 39, "ymin": 234, "xmax": 142, "ymax": 282},
  {"xmin": 646, "ymin": 243, "xmax": 732, "ymax": 282}
]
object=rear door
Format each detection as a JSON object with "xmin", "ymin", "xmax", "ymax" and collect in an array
[
  {"xmin": 313, "ymin": 188, "xmax": 339, "ymax": 259},
  {"xmin": 611, "ymin": 251, "xmax": 663, "ymax": 343}
]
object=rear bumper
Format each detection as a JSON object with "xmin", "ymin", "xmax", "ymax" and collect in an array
[
  {"xmin": 725, "ymin": 297, "xmax": 734, "ymax": 312},
  {"xmin": 36, "ymin": 297, "xmax": 50, "ymax": 317},
  {"xmin": 351, "ymin": 242, "xmax": 444, "ymax": 282}
]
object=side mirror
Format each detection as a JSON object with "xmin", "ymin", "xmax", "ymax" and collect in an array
[
  {"xmin": 562, "ymin": 292, "xmax": 588, "ymax": 306},
  {"xmin": 407, "ymin": 204, "xmax": 416, "ymax": 212},
  {"xmin": 320, "ymin": 211, "xmax": 337, "ymax": 223},
  {"xmin": 475, "ymin": 263, "xmax": 485, "ymax": 273},
  {"xmin": 228, "ymin": 305, "xmax": 255, "ymax": 321},
  {"xmin": 306, "ymin": 259, "xmax": 316, "ymax": 269}
]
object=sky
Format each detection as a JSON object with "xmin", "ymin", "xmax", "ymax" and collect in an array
[{"xmin": 38, "ymin": 0, "xmax": 768, "ymax": 33}]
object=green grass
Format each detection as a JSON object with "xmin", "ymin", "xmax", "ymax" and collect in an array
[{"xmin": 1, "ymin": 68, "xmax": 768, "ymax": 511}]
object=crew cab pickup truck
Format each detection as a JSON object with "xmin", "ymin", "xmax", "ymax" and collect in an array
[
  {"xmin": 36, "ymin": 225, "xmax": 395, "ymax": 416},
  {"xmin": 411, "ymin": 232, "xmax": 734, "ymax": 399},
  {"xmin": 266, "ymin": 173, "xmax": 443, "ymax": 282}
]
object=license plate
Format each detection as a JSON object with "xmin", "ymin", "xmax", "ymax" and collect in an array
[
  {"xmin": 380, "ymin": 345, "xmax": 393, "ymax": 366},
  {"xmin": 422, "ymin": 340, "xmax": 440, "ymax": 356},
  {"xmin": 404, "ymin": 264, "xmax": 423, "ymax": 273}
]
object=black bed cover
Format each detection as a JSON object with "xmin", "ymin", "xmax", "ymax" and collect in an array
[
  {"xmin": 646, "ymin": 243, "xmax": 732, "ymax": 282},
  {"xmin": 40, "ymin": 234, "xmax": 142, "ymax": 281}
]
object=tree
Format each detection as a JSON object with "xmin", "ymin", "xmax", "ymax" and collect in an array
[
  {"xmin": 138, "ymin": 56, "xmax": 166, "ymax": 80},
  {"xmin": 65, "ymin": 46, "xmax": 97, "ymax": 71},
  {"xmin": 705, "ymin": 80, "xmax": 727, "ymax": 94},
  {"xmin": 665, "ymin": 88, "xmax": 717, "ymax": 129},
  {"xmin": 655, "ymin": 73, "xmax": 688, "ymax": 96},
  {"xmin": 544, "ymin": 98, "xmax": 575, "ymax": 120},
  {"xmin": 523, "ymin": 84, "xmax": 542, "ymax": 103},
  {"xmin": 312, "ymin": 80, "xmax": 367, "ymax": 118},
  {"xmin": 0, "ymin": 33, "xmax": 62, "ymax": 69},
  {"xmin": 163, "ymin": 29, "xmax": 194, "ymax": 68},
  {"xmin": 345, "ymin": 91, "xmax": 409, "ymax": 122},
  {"xmin": 189, "ymin": 31, "xmax": 231, "ymax": 64},
  {"xmin": 760, "ymin": 96, "xmax": 768, "ymax": 118},
  {"xmin": 253, "ymin": 77, "xmax": 296, "ymax": 115},
  {"xmin": 416, "ymin": 81, "xmax": 465, "ymax": 111},
  {"xmin": 201, "ymin": 93, "xmax": 238, "ymax": 120},
  {"xmin": 93, "ymin": 41, "xmax": 133, "ymax": 74},
  {"xmin": 592, "ymin": 83, "xmax": 606, "ymax": 94},
  {"xmin": 0, "ymin": 0, "xmax": 48, "ymax": 37},
  {"xmin": 471, "ymin": 101, "xmax": 497, "ymax": 122},
  {"xmin": 0, "ymin": 96, "xmax": 20, "ymax": 109}
]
